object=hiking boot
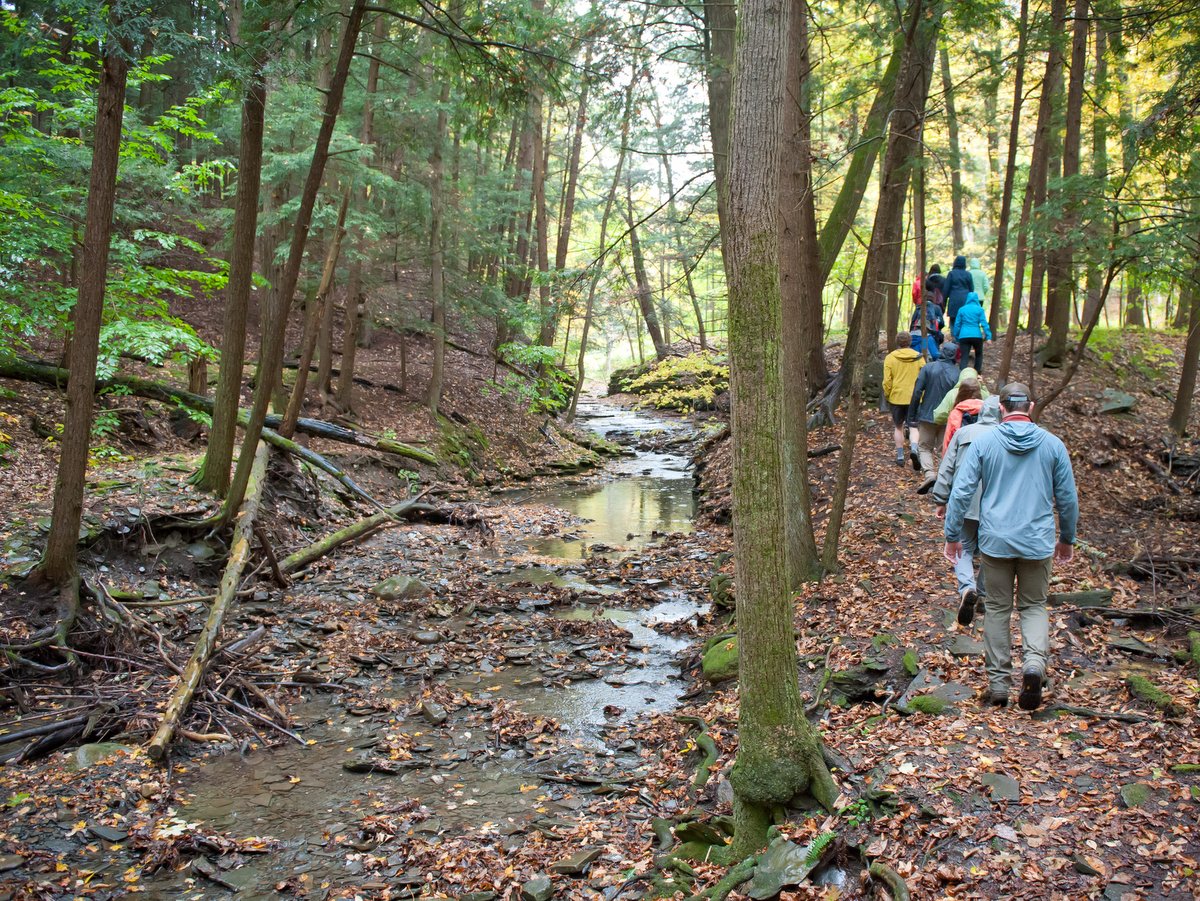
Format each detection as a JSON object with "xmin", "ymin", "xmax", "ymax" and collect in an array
[
  {"xmin": 917, "ymin": 476, "xmax": 937, "ymax": 495},
  {"xmin": 910, "ymin": 448, "xmax": 921, "ymax": 472},
  {"xmin": 895, "ymin": 448, "xmax": 905, "ymax": 467},
  {"xmin": 984, "ymin": 690, "xmax": 1009, "ymax": 707},
  {"xmin": 957, "ymin": 587, "xmax": 978, "ymax": 626},
  {"xmin": 1018, "ymin": 671, "xmax": 1044, "ymax": 711}
]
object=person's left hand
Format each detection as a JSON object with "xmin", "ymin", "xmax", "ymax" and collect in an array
[
  {"xmin": 1054, "ymin": 542, "xmax": 1074, "ymax": 564},
  {"xmin": 944, "ymin": 541, "xmax": 963, "ymax": 564}
]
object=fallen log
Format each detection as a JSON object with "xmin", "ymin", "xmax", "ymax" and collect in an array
[
  {"xmin": 279, "ymin": 494, "xmax": 427, "ymax": 574},
  {"xmin": 147, "ymin": 441, "xmax": 270, "ymax": 762},
  {"xmin": 0, "ymin": 358, "xmax": 436, "ymax": 466},
  {"xmin": 259, "ymin": 425, "xmax": 386, "ymax": 511}
]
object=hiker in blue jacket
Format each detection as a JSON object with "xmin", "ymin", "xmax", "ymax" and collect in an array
[
  {"xmin": 944, "ymin": 383, "xmax": 1079, "ymax": 711},
  {"xmin": 952, "ymin": 292, "xmax": 992, "ymax": 372},
  {"xmin": 943, "ymin": 255, "xmax": 975, "ymax": 328}
]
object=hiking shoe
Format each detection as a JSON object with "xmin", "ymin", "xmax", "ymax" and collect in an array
[
  {"xmin": 957, "ymin": 587, "xmax": 978, "ymax": 626},
  {"xmin": 984, "ymin": 690, "xmax": 1009, "ymax": 707},
  {"xmin": 1018, "ymin": 671, "xmax": 1044, "ymax": 711},
  {"xmin": 910, "ymin": 449, "xmax": 921, "ymax": 472},
  {"xmin": 895, "ymin": 449, "xmax": 905, "ymax": 467},
  {"xmin": 916, "ymin": 476, "xmax": 937, "ymax": 495}
]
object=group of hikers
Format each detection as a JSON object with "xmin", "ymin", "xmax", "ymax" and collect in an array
[
  {"xmin": 907, "ymin": 255, "xmax": 993, "ymax": 371},
  {"xmin": 881, "ymin": 256, "xmax": 1079, "ymax": 711}
]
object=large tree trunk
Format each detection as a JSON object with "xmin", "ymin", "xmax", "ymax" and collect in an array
[
  {"xmin": 532, "ymin": 100, "xmax": 553, "ymax": 348},
  {"xmin": 1043, "ymin": 0, "xmax": 1083, "ymax": 366},
  {"xmin": 549, "ymin": 43, "xmax": 592, "ymax": 347},
  {"xmin": 199, "ymin": 73, "xmax": 266, "ymax": 495},
  {"xmin": 626, "ymin": 175, "xmax": 668, "ymax": 360},
  {"xmin": 427, "ymin": 82, "xmax": 451, "ymax": 415},
  {"xmin": 37, "ymin": 40, "xmax": 129, "ymax": 586},
  {"xmin": 724, "ymin": 0, "xmax": 836, "ymax": 861},
  {"xmin": 989, "ymin": 0, "xmax": 1030, "ymax": 331},
  {"xmin": 939, "ymin": 43, "xmax": 964, "ymax": 250},
  {"xmin": 1082, "ymin": 19, "xmax": 1109, "ymax": 326},
  {"xmin": 1169, "ymin": 270, "xmax": 1200, "ymax": 437},
  {"xmin": 827, "ymin": 0, "xmax": 941, "ymax": 568},
  {"xmin": 779, "ymin": 0, "xmax": 821, "ymax": 585},
  {"xmin": 223, "ymin": 0, "xmax": 366, "ymax": 521}
]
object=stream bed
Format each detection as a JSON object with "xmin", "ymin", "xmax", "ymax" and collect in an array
[{"xmin": 142, "ymin": 400, "xmax": 708, "ymax": 897}]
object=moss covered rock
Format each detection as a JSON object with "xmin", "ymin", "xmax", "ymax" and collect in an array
[{"xmin": 702, "ymin": 636, "xmax": 739, "ymax": 683}]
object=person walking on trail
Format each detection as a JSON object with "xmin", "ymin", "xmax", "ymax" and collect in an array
[
  {"xmin": 924, "ymin": 264, "xmax": 946, "ymax": 310},
  {"xmin": 968, "ymin": 257, "xmax": 990, "ymax": 305},
  {"xmin": 932, "ymin": 395, "xmax": 1001, "ymax": 626},
  {"xmin": 933, "ymin": 366, "xmax": 989, "ymax": 426},
  {"xmin": 942, "ymin": 380, "xmax": 983, "ymax": 453},
  {"xmin": 953, "ymin": 292, "xmax": 992, "ymax": 371},
  {"xmin": 907, "ymin": 342, "xmax": 960, "ymax": 490},
  {"xmin": 943, "ymin": 383, "xmax": 1079, "ymax": 711},
  {"xmin": 883, "ymin": 332, "xmax": 925, "ymax": 467},
  {"xmin": 909, "ymin": 295, "xmax": 944, "ymax": 358},
  {"xmin": 943, "ymin": 255, "xmax": 975, "ymax": 329}
]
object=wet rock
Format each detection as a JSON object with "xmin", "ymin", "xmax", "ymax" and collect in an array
[
  {"xmin": 185, "ymin": 541, "xmax": 215, "ymax": 560},
  {"xmin": 550, "ymin": 848, "xmax": 602, "ymax": 876},
  {"xmin": 702, "ymin": 636, "xmax": 738, "ymax": 683},
  {"xmin": 948, "ymin": 635, "xmax": 985, "ymax": 657},
  {"xmin": 674, "ymin": 821, "xmax": 726, "ymax": 845},
  {"xmin": 0, "ymin": 855, "xmax": 24, "ymax": 873},
  {"xmin": 521, "ymin": 875, "xmax": 554, "ymax": 901},
  {"xmin": 420, "ymin": 700, "xmax": 448, "ymax": 725},
  {"xmin": 746, "ymin": 834, "xmax": 819, "ymax": 899},
  {"xmin": 1099, "ymin": 389, "xmax": 1137, "ymax": 414},
  {"xmin": 71, "ymin": 742, "xmax": 134, "ymax": 770},
  {"xmin": 87, "ymin": 824, "xmax": 128, "ymax": 843},
  {"xmin": 981, "ymin": 772, "xmax": 1020, "ymax": 802},
  {"xmin": 1119, "ymin": 782, "xmax": 1153, "ymax": 808},
  {"xmin": 412, "ymin": 631, "xmax": 444, "ymax": 645},
  {"xmin": 460, "ymin": 894, "xmax": 498, "ymax": 901},
  {"xmin": 374, "ymin": 575, "xmax": 433, "ymax": 600}
]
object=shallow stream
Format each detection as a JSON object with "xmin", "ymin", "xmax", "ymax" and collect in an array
[{"xmin": 144, "ymin": 400, "xmax": 706, "ymax": 897}]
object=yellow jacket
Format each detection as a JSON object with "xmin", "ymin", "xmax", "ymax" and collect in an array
[{"xmin": 882, "ymin": 347, "xmax": 925, "ymax": 405}]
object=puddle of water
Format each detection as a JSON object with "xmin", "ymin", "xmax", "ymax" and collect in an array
[{"xmin": 492, "ymin": 565, "xmax": 620, "ymax": 595}]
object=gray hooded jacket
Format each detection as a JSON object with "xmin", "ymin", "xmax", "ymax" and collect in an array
[
  {"xmin": 945, "ymin": 418, "xmax": 1079, "ymax": 559},
  {"xmin": 907, "ymin": 342, "xmax": 960, "ymax": 424},
  {"xmin": 931, "ymin": 395, "xmax": 1001, "ymax": 520}
]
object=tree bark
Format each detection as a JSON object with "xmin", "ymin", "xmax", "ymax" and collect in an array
[
  {"xmin": 939, "ymin": 43, "xmax": 964, "ymax": 250},
  {"xmin": 989, "ymin": 0, "xmax": 1030, "ymax": 331},
  {"xmin": 37, "ymin": 39, "xmax": 129, "ymax": 586},
  {"xmin": 1043, "ymin": 0, "xmax": 1085, "ymax": 366},
  {"xmin": 568, "ymin": 65, "xmax": 638, "ymax": 420},
  {"xmin": 282, "ymin": 186, "xmax": 350, "ymax": 436},
  {"xmin": 223, "ymin": 0, "xmax": 366, "ymax": 521},
  {"xmin": 199, "ymin": 73, "xmax": 266, "ymax": 495},
  {"xmin": 626, "ymin": 175, "xmax": 668, "ymax": 360},
  {"xmin": 828, "ymin": 0, "xmax": 941, "ymax": 568},
  {"xmin": 724, "ymin": 0, "xmax": 836, "ymax": 860},
  {"xmin": 779, "ymin": 0, "xmax": 821, "ymax": 584},
  {"xmin": 1082, "ymin": 18, "xmax": 1109, "ymax": 326},
  {"xmin": 702, "ymin": 0, "xmax": 736, "ymax": 253},
  {"xmin": 427, "ymin": 82, "xmax": 451, "ymax": 415},
  {"xmin": 817, "ymin": 34, "xmax": 904, "ymax": 286},
  {"xmin": 1169, "ymin": 272, "xmax": 1200, "ymax": 437}
]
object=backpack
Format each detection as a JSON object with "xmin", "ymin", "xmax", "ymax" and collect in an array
[
  {"xmin": 960, "ymin": 410, "xmax": 980, "ymax": 428},
  {"xmin": 910, "ymin": 303, "xmax": 942, "ymax": 333},
  {"xmin": 923, "ymin": 284, "xmax": 944, "ymax": 307}
]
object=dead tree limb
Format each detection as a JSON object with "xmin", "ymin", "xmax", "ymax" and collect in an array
[
  {"xmin": 279, "ymin": 493, "xmax": 428, "ymax": 574},
  {"xmin": 147, "ymin": 442, "xmax": 270, "ymax": 762}
]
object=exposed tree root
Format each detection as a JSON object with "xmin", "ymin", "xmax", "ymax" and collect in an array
[
  {"xmin": 868, "ymin": 861, "xmax": 910, "ymax": 900},
  {"xmin": 675, "ymin": 714, "xmax": 719, "ymax": 791},
  {"xmin": 685, "ymin": 856, "xmax": 757, "ymax": 901}
]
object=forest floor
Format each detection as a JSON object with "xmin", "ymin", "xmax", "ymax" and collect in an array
[{"xmin": 1, "ymin": 328, "xmax": 1199, "ymax": 900}]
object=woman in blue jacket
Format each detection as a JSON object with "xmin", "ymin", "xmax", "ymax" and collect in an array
[{"xmin": 952, "ymin": 292, "xmax": 992, "ymax": 371}]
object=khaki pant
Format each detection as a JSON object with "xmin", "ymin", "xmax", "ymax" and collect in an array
[
  {"xmin": 980, "ymin": 555, "xmax": 1052, "ymax": 693},
  {"xmin": 917, "ymin": 421, "xmax": 943, "ymax": 479}
]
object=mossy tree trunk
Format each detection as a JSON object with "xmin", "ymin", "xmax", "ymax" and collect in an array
[{"xmin": 725, "ymin": 0, "xmax": 837, "ymax": 859}]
